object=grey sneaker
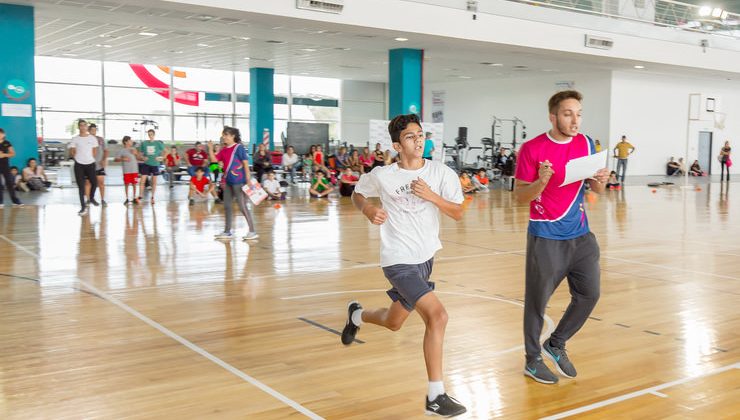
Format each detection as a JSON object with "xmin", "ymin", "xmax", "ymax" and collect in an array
[
  {"xmin": 543, "ymin": 339, "xmax": 577, "ymax": 378},
  {"xmin": 214, "ymin": 231, "xmax": 234, "ymax": 240},
  {"xmin": 78, "ymin": 207, "xmax": 88, "ymax": 216},
  {"xmin": 524, "ymin": 356, "xmax": 559, "ymax": 384},
  {"xmin": 243, "ymin": 232, "xmax": 259, "ymax": 241}
]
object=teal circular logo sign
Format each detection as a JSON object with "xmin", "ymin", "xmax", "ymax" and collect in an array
[{"xmin": 3, "ymin": 79, "xmax": 30, "ymax": 101}]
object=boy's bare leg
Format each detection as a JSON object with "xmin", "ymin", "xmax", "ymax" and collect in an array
[
  {"xmin": 361, "ymin": 300, "xmax": 411, "ymax": 332},
  {"xmin": 413, "ymin": 292, "xmax": 448, "ymax": 381}
]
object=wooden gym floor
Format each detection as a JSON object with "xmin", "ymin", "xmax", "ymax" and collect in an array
[{"xmin": 0, "ymin": 180, "xmax": 738, "ymax": 419}]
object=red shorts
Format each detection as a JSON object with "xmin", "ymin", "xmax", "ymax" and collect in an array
[{"xmin": 123, "ymin": 173, "xmax": 139, "ymax": 185}]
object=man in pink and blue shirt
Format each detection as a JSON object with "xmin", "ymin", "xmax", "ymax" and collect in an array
[{"xmin": 514, "ymin": 90, "xmax": 609, "ymax": 385}]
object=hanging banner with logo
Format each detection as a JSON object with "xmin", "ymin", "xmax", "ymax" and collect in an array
[{"xmin": 431, "ymin": 90, "xmax": 445, "ymax": 123}]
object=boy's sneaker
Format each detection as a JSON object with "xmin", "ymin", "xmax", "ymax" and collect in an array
[
  {"xmin": 341, "ymin": 301, "xmax": 362, "ymax": 345},
  {"xmin": 90, "ymin": 198, "xmax": 100, "ymax": 207},
  {"xmin": 215, "ymin": 198, "xmax": 223, "ymax": 204},
  {"xmin": 12, "ymin": 200, "xmax": 23, "ymax": 207},
  {"xmin": 425, "ymin": 393, "xmax": 467, "ymax": 417},
  {"xmin": 524, "ymin": 356, "xmax": 559, "ymax": 384},
  {"xmin": 542, "ymin": 339, "xmax": 577, "ymax": 378},
  {"xmin": 214, "ymin": 231, "xmax": 234, "ymax": 240},
  {"xmin": 78, "ymin": 207, "xmax": 88, "ymax": 216},
  {"xmin": 101, "ymin": 200, "xmax": 107, "ymax": 207},
  {"xmin": 189, "ymin": 199, "xmax": 195, "ymax": 206}
]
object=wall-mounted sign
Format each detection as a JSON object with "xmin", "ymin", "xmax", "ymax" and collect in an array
[
  {"xmin": 3, "ymin": 79, "xmax": 31, "ymax": 101},
  {"xmin": 1, "ymin": 103, "xmax": 33, "ymax": 117}
]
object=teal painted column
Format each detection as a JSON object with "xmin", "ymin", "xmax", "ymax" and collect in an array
[
  {"xmin": 388, "ymin": 49, "xmax": 423, "ymax": 118},
  {"xmin": 0, "ymin": 4, "xmax": 37, "ymax": 166},
  {"xmin": 249, "ymin": 67, "xmax": 275, "ymax": 152}
]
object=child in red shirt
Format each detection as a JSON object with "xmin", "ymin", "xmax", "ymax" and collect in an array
[
  {"xmin": 339, "ymin": 167, "xmax": 359, "ymax": 197},
  {"xmin": 189, "ymin": 167, "xmax": 218, "ymax": 205},
  {"xmin": 165, "ymin": 146, "xmax": 181, "ymax": 189},
  {"xmin": 473, "ymin": 168, "xmax": 490, "ymax": 192}
]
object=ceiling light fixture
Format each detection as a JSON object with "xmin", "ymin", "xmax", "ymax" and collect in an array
[
  {"xmin": 394, "ymin": 37, "xmax": 408, "ymax": 42},
  {"xmin": 138, "ymin": 32, "xmax": 158, "ymax": 36},
  {"xmin": 711, "ymin": 7, "xmax": 723, "ymax": 18},
  {"xmin": 196, "ymin": 43, "xmax": 210, "ymax": 47},
  {"xmin": 301, "ymin": 48, "xmax": 317, "ymax": 52},
  {"xmin": 698, "ymin": 6, "xmax": 711, "ymax": 16},
  {"xmin": 61, "ymin": 53, "xmax": 78, "ymax": 57},
  {"xmin": 489, "ymin": 63, "xmax": 504, "ymax": 67},
  {"xmin": 95, "ymin": 44, "xmax": 112, "ymax": 48},
  {"xmin": 634, "ymin": 65, "xmax": 645, "ymax": 69}
]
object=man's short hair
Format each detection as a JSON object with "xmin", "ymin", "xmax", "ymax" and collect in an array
[
  {"xmin": 548, "ymin": 90, "xmax": 583, "ymax": 115},
  {"xmin": 195, "ymin": 141, "xmax": 202, "ymax": 146},
  {"xmin": 195, "ymin": 166, "xmax": 205, "ymax": 173},
  {"xmin": 78, "ymin": 119, "xmax": 87, "ymax": 126},
  {"xmin": 88, "ymin": 123, "xmax": 97, "ymax": 129},
  {"xmin": 147, "ymin": 129, "xmax": 156, "ymax": 134}
]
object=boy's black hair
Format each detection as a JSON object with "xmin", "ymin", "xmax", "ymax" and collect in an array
[
  {"xmin": 27, "ymin": 157, "xmax": 37, "ymax": 166},
  {"xmin": 477, "ymin": 168, "xmax": 486, "ymax": 173},
  {"xmin": 88, "ymin": 123, "xmax": 97, "ymax": 129},
  {"xmin": 195, "ymin": 167, "xmax": 205, "ymax": 173},
  {"xmin": 10, "ymin": 165, "xmax": 18, "ymax": 171},
  {"xmin": 388, "ymin": 113, "xmax": 422, "ymax": 143}
]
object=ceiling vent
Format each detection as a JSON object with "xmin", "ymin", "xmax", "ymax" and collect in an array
[
  {"xmin": 296, "ymin": 0, "xmax": 344, "ymax": 14},
  {"xmin": 585, "ymin": 34, "xmax": 614, "ymax": 50}
]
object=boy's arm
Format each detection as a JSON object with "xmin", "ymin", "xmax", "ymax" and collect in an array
[
  {"xmin": 411, "ymin": 177, "xmax": 463, "ymax": 221},
  {"xmin": 351, "ymin": 191, "xmax": 387, "ymax": 225}
]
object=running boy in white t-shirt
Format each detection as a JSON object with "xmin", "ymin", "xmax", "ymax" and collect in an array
[{"xmin": 341, "ymin": 114, "xmax": 467, "ymax": 417}]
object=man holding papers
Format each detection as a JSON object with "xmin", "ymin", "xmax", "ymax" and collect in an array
[{"xmin": 514, "ymin": 90, "xmax": 609, "ymax": 385}]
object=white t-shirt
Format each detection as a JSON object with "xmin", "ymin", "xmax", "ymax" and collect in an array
[
  {"xmin": 282, "ymin": 153, "xmax": 299, "ymax": 167},
  {"xmin": 354, "ymin": 160, "xmax": 463, "ymax": 267},
  {"xmin": 69, "ymin": 135, "xmax": 98, "ymax": 165},
  {"xmin": 262, "ymin": 178, "xmax": 282, "ymax": 194}
]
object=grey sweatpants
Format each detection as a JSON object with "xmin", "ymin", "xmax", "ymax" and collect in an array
[
  {"xmin": 223, "ymin": 183, "xmax": 256, "ymax": 234},
  {"xmin": 524, "ymin": 232, "xmax": 600, "ymax": 361}
]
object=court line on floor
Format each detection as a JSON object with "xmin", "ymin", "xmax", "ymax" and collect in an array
[
  {"xmin": 282, "ymin": 289, "xmax": 554, "ymax": 356},
  {"xmin": 298, "ymin": 317, "xmax": 365, "ymax": 344},
  {"xmin": 540, "ymin": 361, "xmax": 740, "ymax": 419},
  {"xmin": 602, "ymin": 256, "xmax": 740, "ymax": 281},
  {"xmin": 0, "ymin": 234, "xmax": 324, "ymax": 420}
]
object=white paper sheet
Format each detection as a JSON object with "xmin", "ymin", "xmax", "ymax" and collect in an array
[{"xmin": 560, "ymin": 150, "xmax": 608, "ymax": 187}]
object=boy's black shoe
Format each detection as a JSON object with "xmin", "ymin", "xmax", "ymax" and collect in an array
[
  {"xmin": 425, "ymin": 393, "xmax": 467, "ymax": 417},
  {"xmin": 341, "ymin": 301, "xmax": 362, "ymax": 345}
]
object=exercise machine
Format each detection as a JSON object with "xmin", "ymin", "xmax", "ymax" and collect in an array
[{"xmin": 492, "ymin": 116, "xmax": 526, "ymax": 151}]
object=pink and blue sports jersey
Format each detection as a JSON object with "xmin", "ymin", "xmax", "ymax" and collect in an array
[{"xmin": 515, "ymin": 132, "xmax": 596, "ymax": 240}]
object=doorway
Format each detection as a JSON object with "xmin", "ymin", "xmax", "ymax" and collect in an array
[{"xmin": 698, "ymin": 131, "xmax": 713, "ymax": 175}]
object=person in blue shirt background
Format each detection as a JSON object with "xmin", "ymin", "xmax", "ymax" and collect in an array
[{"xmin": 422, "ymin": 132, "xmax": 435, "ymax": 161}]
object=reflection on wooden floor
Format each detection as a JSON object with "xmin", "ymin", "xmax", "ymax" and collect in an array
[{"xmin": 1, "ymin": 181, "xmax": 738, "ymax": 419}]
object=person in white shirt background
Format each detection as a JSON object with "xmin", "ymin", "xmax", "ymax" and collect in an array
[
  {"xmin": 68, "ymin": 120, "xmax": 99, "ymax": 216},
  {"xmin": 262, "ymin": 170, "xmax": 286, "ymax": 200},
  {"xmin": 281, "ymin": 145, "xmax": 301, "ymax": 184}
]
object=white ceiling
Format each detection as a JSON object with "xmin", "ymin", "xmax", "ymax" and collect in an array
[{"xmin": 10, "ymin": 0, "xmax": 740, "ymax": 83}]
